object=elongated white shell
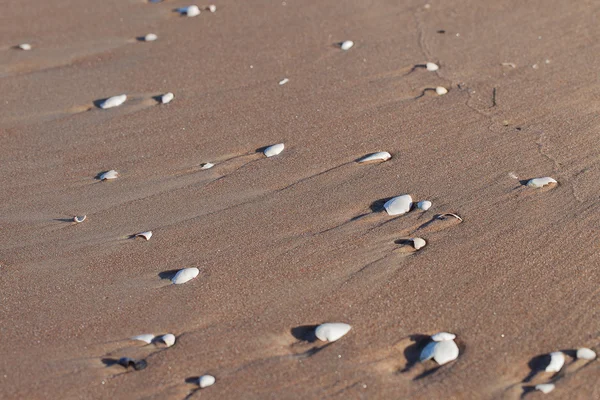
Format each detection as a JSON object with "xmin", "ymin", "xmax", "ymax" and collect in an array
[
  {"xmin": 200, "ymin": 162, "xmax": 214, "ymax": 170},
  {"xmin": 340, "ymin": 40, "xmax": 354, "ymax": 50},
  {"xmin": 181, "ymin": 5, "xmax": 200, "ymax": 16},
  {"xmin": 172, "ymin": 267, "xmax": 200, "ymax": 284},
  {"xmin": 358, "ymin": 152, "xmax": 391, "ymax": 163},
  {"xmin": 315, "ymin": 323, "xmax": 352, "ymax": 342},
  {"xmin": 412, "ymin": 237, "xmax": 427, "ymax": 250},
  {"xmin": 384, "ymin": 195, "xmax": 413, "ymax": 216},
  {"xmin": 546, "ymin": 351, "xmax": 565, "ymax": 372},
  {"xmin": 161, "ymin": 92, "xmax": 174, "ymax": 104},
  {"xmin": 208, "ymin": 5, "xmax": 217, "ymax": 12},
  {"xmin": 264, "ymin": 143, "xmax": 284, "ymax": 157},
  {"xmin": 100, "ymin": 94, "xmax": 127, "ymax": 109},
  {"xmin": 527, "ymin": 177, "xmax": 557, "ymax": 188},
  {"xmin": 431, "ymin": 332, "xmax": 456, "ymax": 342},
  {"xmin": 18, "ymin": 43, "xmax": 32, "ymax": 51},
  {"xmin": 73, "ymin": 215, "xmax": 86, "ymax": 223},
  {"xmin": 535, "ymin": 383, "xmax": 555, "ymax": 394},
  {"xmin": 436, "ymin": 86, "xmax": 448, "ymax": 95},
  {"xmin": 417, "ymin": 200, "xmax": 432, "ymax": 211},
  {"xmin": 99, "ymin": 170, "xmax": 119, "ymax": 180},
  {"xmin": 131, "ymin": 334, "xmax": 155, "ymax": 344},
  {"xmin": 576, "ymin": 348, "xmax": 596, "ymax": 360},
  {"xmin": 426, "ymin": 62, "xmax": 439, "ymax": 71},
  {"xmin": 136, "ymin": 231, "xmax": 152, "ymax": 241},
  {"xmin": 160, "ymin": 333, "xmax": 176, "ymax": 347},
  {"xmin": 144, "ymin": 33, "xmax": 158, "ymax": 42},
  {"xmin": 279, "ymin": 78, "xmax": 289, "ymax": 85},
  {"xmin": 198, "ymin": 375, "xmax": 216, "ymax": 388}
]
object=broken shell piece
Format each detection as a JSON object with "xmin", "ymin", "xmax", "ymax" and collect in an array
[
  {"xmin": 73, "ymin": 215, "xmax": 86, "ymax": 223},
  {"xmin": 426, "ymin": 62, "xmax": 439, "ymax": 71},
  {"xmin": 315, "ymin": 323, "xmax": 352, "ymax": 342},
  {"xmin": 263, "ymin": 143, "xmax": 284, "ymax": 157},
  {"xmin": 546, "ymin": 351, "xmax": 565, "ymax": 373},
  {"xmin": 99, "ymin": 94, "xmax": 127, "ymax": 109},
  {"xmin": 135, "ymin": 231, "xmax": 152, "ymax": 241},
  {"xmin": 207, "ymin": 5, "xmax": 217, "ymax": 12},
  {"xmin": 431, "ymin": 332, "xmax": 456, "ymax": 342},
  {"xmin": 159, "ymin": 333, "xmax": 176, "ymax": 347},
  {"xmin": 172, "ymin": 267, "xmax": 200, "ymax": 284},
  {"xmin": 198, "ymin": 375, "xmax": 216, "ymax": 388},
  {"xmin": 160, "ymin": 92, "xmax": 174, "ymax": 104},
  {"xmin": 420, "ymin": 339, "xmax": 459, "ymax": 365},
  {"xmin": 527, "ymin": 177, "xmax": 557, "ymax": 188},
  {"xmin": 340, "ymin": 40, "xmax": 354, "ymax": 51},
  {"xmin": 417, "ymin": 200, "xmax": 432, "ymax": 211},
  {"xmin": 18, "ymin": 43, "xmax": 32, "ymax": 51},
  {"xmin": 143, "ymin": 33, "xmax": 158, "ymax": 42},
  {"xmin": 435, "ymin": 86, "xmax": 448, "ymax": 95},
  {"xmin": 200, "ymin": 162, "xmax": 214, "ymax": 170},
  {"xmin": 180, "ymin": 5, "xmax": 200, "ymax": 16},
  {"xmin": 439, "ymin": 213, "xmax": 463, "ymax": 222},
  {"xmin": 412, "ymin": 237, "xmax": 427, "ymax": 250},
  {"xmin": 279, "ymin": 78, "xmax": 289, "ymax": 85},
  {"xmin": 576, "ymin": 348, "xmax": 596, "ymax": 360},
  {"xmin": 535, "ymin": 383, "xmax": 555, "ymax": 394},
  {"xmin": 357, "ymin": 152, "xmax": 391, "ymax": 164},
  {"xmin": 131, "ymin": 334, "xmax": 155, "ymax": 344},
  {"xmin": 383, "ymin": 195, "xmax": 413, "ymax": 216},
  {"xmin": 99, "ymin": 170, "xmax": 119, "ymax": 181}
]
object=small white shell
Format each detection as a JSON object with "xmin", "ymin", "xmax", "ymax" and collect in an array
[
  {"xmin": 181, "ymin": 5, "xmax": 200, "ymax": 16},
  {"xmin": 200, "ymin": 162, "xmax": 215, "ymax": 170},
  {"xmin": 433, "ymin": 340, "xmax": 459, "ymax": 365},
  {"xmin": 264, "ymin": 143, "xmax": 284, "ymax": 157},
  {"xmin": 431, "ymin": 332, "xmax": 456, "ymax": 342},
  {"xmin": 412, "ymin": 237, "xmax": 427, "ymax": 250},
  {"xmin": 18, "ymin": 43, "xmax": 32, "ymax": 51},
  {"xmin": 527, "ymin": 177, "xmax": 557, "ymax": 188},
  {"xmin": 417, "ymin": 200, "xmax": 432, "ymax": 211},
  {"xmin": 576, "ymin": 348, "xmax": 596, "ymax": 360},
  {"xmin": 426, "ymin": 62, "xmax": 439, "ymax": 71},
  {"xmin": 357, "ymin": 152, "xmax": 391, "ymax": 163},
  {"xmin": 198, "ymin": 374, "xmax": 216, "ymax": 388},
  {"xmin": 161, "ymin": 92, "xmax": 174, "ymax": 104},
  {"xmin": 535, "ymin": 383, "xmax": 555, "ymax": 394},
  {"xmin": 144, "ymin": 33, "xmax": 158, "ymax": 42},
  {"xmin": 340, "ymin": 40, "xmax": 354, "ymax": 51},
  {"xmin": 160, "ymin": 333, "xmax": 176, "ymax": 347},
  {"xmin": 436, "ymin": 86, "xmax": 448, "ymax": 95},
  {"xmin": 279, "ymin": 78, "xmax": 289, "ymax": 85},
  {"xmin": 383, "ymin": 195, "xmax": 413, "ymax": 216},
  {"xmin": 100, "ymin": 94, "xmax": 127, "ymax": 109},
  {"xmin": 172, "ymin": 267, "xmax": 200, "ymax": 284},
  {"xmin": 315, "ymin": 323, "xmax": 352, "ymax": 342},
  {"xmin": 73, "ymin": 215, "xmax": 86, "ymax": 223},
  {"xmin": 207, "ymin": 5, "xmax": 217, "ymax": 12},
  {"xmin": 99, "ymin": 170, "xmax": 119, "ymax": 180},
  {"xmin": 131, "ymin": 334, "xmax": 155, "ymax": 344},
  {"xmin": 545, "ymin": 351, "xmax": 565, "ymax": 373},
  {"xmin": 135, "ymin": 231, "xmax": 152, "ymax": 241}
]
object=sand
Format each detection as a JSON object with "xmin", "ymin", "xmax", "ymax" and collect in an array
[{"xmin": 1, "ymin": 0, "xmax": 599, "ymax": 399}]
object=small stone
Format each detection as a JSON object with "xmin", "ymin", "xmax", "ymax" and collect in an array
[
  {"xmin": 99, "ymin": 170, "xmax": 119, "ymax": 181},
  {"xmin": 545, "ymin": 351, "xmax": 565, "ymax": 373},
  {"xmin": 527, "ymin": 177, "xmax": 557, "ymax": 188},
  {"xmin": 198, "ymin": 374, "xmax": 216, "ymax": 388},
  {"xmin": 535, "ymin": 383, "xmax": 555, "ymax": 394},
  {"xmin": 315, "ymin": 323, "xmax": 352, "ymax": 342},
  {"xmin": 340, "ymin": 40, "xmax": 354, "ymax": 51},
  {"xmin": 99, "ymin": 94, "xmax": 127, "ymax": 109},
  {"xmin": 144, "ymin": 33, "xmax": 158, "ymax": 42},
  {"xmin": 172, "ymin": 267, "xmax": 200, "ymax": 284},
  {"xmin": 383, "ymin": 195, "xmax": 413, "ymax": 216},
  {"xmin": 576, "ymin": 348, "xmax": 596, "ymax": 360},
  {"xmin": 263, "ymin": 143, "xmax": 284, "ymax": 157},
  {"xmin": 426, "ymin": 62, "xmax": 439, "ymax": 71},
  {"xmin": 417, "ymin": 200, "xmax": 432, "ymax": 211}
]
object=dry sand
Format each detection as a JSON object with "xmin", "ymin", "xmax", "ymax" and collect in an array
[{"xmin": 1, "ymin": 0, "xmax": 599, "ymax": 398}]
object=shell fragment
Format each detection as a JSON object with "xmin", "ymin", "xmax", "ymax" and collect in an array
[
  {"xmin": 527, "ymin": 177, "xmax": 557, "ymax": 188},
  {"xmin": 160, "ymin": 92, "xmax": 174, "ymax": 104},
  {"xmin": 144, "ymin": 33, "xmax": 158, "ymax": 42},
  {"xmin": 412, "ymin": 237, "xmax": 427, "ymax": 250},
  {"xmin": 315, "ymin": 323, "xmax": 352, "ymax": 342},
  {"xmin": 73, "ymin": 215, "xmax": 86, "ymax": 223},
  {"xmin": 426, "ymin": 62, "xmax": 439, "ymax": 71},
  {"xmin": 279, "ymin": 78, "xmax": 289, "ymax": 85},
  {"xmin": 383, "ymin": 195, "xmax": 413, "ymax": 216},
  {"xmin": 200, "ymin": 162, "xmax": 214, "ymax": 170},
  {"xmin": 417, "ymin": 200, "xmax": 432, "ymax": 211},
  {"xmin": 198, "ymin": 375, "xmax": 216, "ymax": 388},
  {"xmin": 131, "ymin": 334, "xmax": 155, "ymax": 344},
  {"xmin": 535, "ymin": 383, "xmax": 555, "ymax": 394},
  {"xmin": 263, "ymin": 143, "xmax": 284, "ymax": 157},
  {"xmin": 576, "ymin": 348, "xmax": 596, "ymax": 360},
  {"xmin": 135, "ymin": 231, "xmax": 152, "ymax": 241},
  {"xmin": 18, "ymin": 43, "xmax": 32, "ymax": 51},
  {"xmin": 357, "ymin": 152, "xmax": 391, "ymax": 164},
  {"xmin": 340, "ymin": 40, "xmax": 354, "ymax": 51},
  {"xmin": 172, "ymin": 267, "xmax": 200, "ymax": 284},
  {"xmin": 545, "ymin": 351, "xmax": 565, "ymax": 373},
  {"xmin": 100, "ymin": 94, "xmax": 127, "ymax": 109},
  {"xmin": 99, "ymin": 170, "xmax": 119, "ymax": 181}
]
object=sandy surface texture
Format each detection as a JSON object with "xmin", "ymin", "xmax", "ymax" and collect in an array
[{"xmin": 1, "ymin": 0, "xmax": 599, "ymax": 399}]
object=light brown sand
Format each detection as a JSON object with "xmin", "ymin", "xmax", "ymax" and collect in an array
[{"xmin": 1, "ymin": 0, "xmax": 599, "ymax": 399}]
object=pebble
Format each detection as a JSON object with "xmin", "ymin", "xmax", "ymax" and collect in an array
[
  {"xmin": 420, "ymin": 338, "xmax": 459, "ymax": 365},
  {"xmin": 263, "ymin": 143, "xmax": 284, "ymax": 157},
  {"xmin": 99, "ymin": 170, "xmax": 119, "ymax": 180},
  {"xmin": 73, "ymin": 215, "xmax": 86, "ymax": 223},
  {"xmin": 383, "ymin": 195, "xmax": 413, "ymax": 216},
  {"xmin": 412, "ymin": 237, "xmax": 427, "ymax": 250},
  {"xmin": 417, "ymin": 200, "xmax": 432, "ymax": 211},
  {"xmin": 180, "ymin": 5, "xmax": 201, "ymax": 16},
  {"xmin": 279, "ymin": 78, "xmax": 289, "ymax": 85},
  {"xmin": 315, "ymin": 323, "xmax": 352, "ymax": 342},
  {"xmin": 172, "ymin": 267, "xmax": 200, "ymax": 284},
  {"xmin": 535, "ymin": 383, "xmax": 555, "ymax": 394},
  {"xmin": 135, "ymin": 231, "xmax": 153, "ymax": 241},
  {"xmin": 435, "ymin": 86, "xmax": 448, "ymax": 95},
  {"xmin": 200, "ymin": 162, "xmax": 214, "ymax": 170},
  {"xmin": 426, "ymin": 62, "xmax": 439, "ymax": 71},
  {"xmin": 340, "ymin": 40, "xmax": 354, "ymax": 51},
  {"xmin": 160, "ymin": 333, "xmax": 176, "ymax": 347},
  {"xmin": 431, "ymin": 332, "xmax": 456, "ymax": 342},
  {"xmin": 545, "ymin": 351, "xmax": 565, "ymax": 373},
  {"xmin": 527, "ymin": 177, "xmax": 557, "ymax": 188},
  {"xmin": 144, "ymin": 33, "xmax": 158, "ymax": 42},
  {"xmin": 18, "ymin": 43, "xmax": 32, "ymax": 51},
  {"xmin": 131, "ymin": 334, "xmax": 155, "ymax": 344},
  {"xmin": 198, "ymin": 375, "xmax": 216, "ymax": 388},
  {"xmin": 160, "ymin": 92, "xmax": 174, "ymax": 104},
  {"xmin": 357, "ymin": 152, "xmax": 391, "ymax": 163},
  {"xmin": 576, "ymin": 348, "xmax": 596, "ymax": 360},
  {"xmin": 99, "ymin": 94, "xmax": 127, "ymax": 109}
]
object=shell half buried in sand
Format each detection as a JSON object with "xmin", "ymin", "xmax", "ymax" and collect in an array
[
  {"xmin": 545, "ymin": 351, "xmax": 565, "ymax": 372},
  {"xmin": 198, "ymin": 375, "xmax": 216, "ymax": 388},
  {"xmin": 73, "ymin": 215, "xmax": 86, "ymax": 223},
  {"xmin": 172, "ymin": 267, "xmax": 200, "ymax": 284},
  {"xmin": 420, "ymin": 337, "xmax": 459, "ymax": 365},
  {"xmin": 263, "ymin": 143, "xmax": 284, "ymax": 157},
  {"xmin": 576, "ymin": 348, "xmax": 596, "ymax": 360},
  {"xmin": 99, "ymin": 94, "xmax": 127, "ymax": 109},
  {"xmin": 535, "ymin": 383, "xmax": 555, "ymax": 394},
  {"xmin": 340, "ymin": 40, "xmax": 354, "ymax": 50},
  {"xmin": 131, "ymin": 334, "xmax": 155, "ymax": 344},
  {"xmin": 527, "ymin": 177, "xmax": 557, "ymax": 188},
  {"xmin": 357, "ymin": 152, "xmax": 391, "ymax": 164},
  {"xmin": 315, "ymin": 323, "xmax": 352, "ymax": 342},
  {"xmin": 384, "ymin": 195, "xmax": 413, "ymax": 216},
  {"xmin": 99, "ymin": 170, "xmax": 119, "ymax": 181},
  {"xmin": 160, "ymin": 92, "xmax": 174, "ymax": 104},
  {"xmin": 135, "ymin": 231, "xmax": 152, "ymax": 241},
  {"xmin": 417, "ymin": 200, "xmax": 432, "ymax": 211}
]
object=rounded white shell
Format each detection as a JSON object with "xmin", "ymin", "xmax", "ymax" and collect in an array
[
  {"xmin": 144, "ymin": 33, "xmax": 158, "ymax": 42},
  {"xmin": 383, "ymin": 195, "xmax": 413, "ymax": 216},
  {"xmin": 426, "ymin": 62, "xmax": 439, "ymax": 71},
  {"xmin": 358, "ymin": 152, "xmax": 391, "ymax": 163},
  {"xmin": 136, "ymin": 231, "xmax": 152, "ymax": 241},
  {"xmin": 100, "ymin": 94, "xmax": 127, "ymax": 109},
  {"xmin": 436, "ymin": 86, "xmax": 448, "ymax": 95},
  {"xmin": 576, "ymin": 347, "xmax": 596, "ymax": 360},
  {"xmin": 417, "ymin": 200, "xmax": 432, "ymax": 211},
  {"xmin": 433, "ymin": 339, "xmax": 459, "ymax": 365},
  {"xmin": 131, "ymin": 334, "xmax": 155, "ymax": 344},
  {"xmin": 527, "ymin": 177, "xmax": 557, "ymax": 188},
  {"xmin": 198, "ymin": 374, "xmax": 216, "ymax": 388},
  {"xmin": 200, "ymin": 162, "xmax": 214, "ymax": 170},
  {"xmin": 315, "ymin": 323, "xmax": 352, "ymax": 342},
  {"xmin": 18, "ymin": 43, "xmax": 32, "ymax": 51},
  {"xmin": 99, "ymin": 170, "xmax": 119, "ymax": 180},
  {"xmin": 161, "ymin": 92, "xmax": 174, "ymax": 104},
  {"xmin": 73, "ymin": 215, "xmax": 86, "ymax": 223},
  {"xmin": 535, "ymin": 383, "xmax": 555, "ymax": 394},
  {"xmin": 264, "ymin": 143, "xmax": 284, "ymax": 157},
  {"xmin": 545, "ymin": 351, "xmax": 565, "ymax": 372},
  {"xmin": 431, "ymin": 332, "xmax": 456, "ymax": 342},
  {"xmin": 160, "ymin": 333, "xmax": 176, "ymax": 347},
  {"xmin": 279, "ymin": 78, "xmax": 289, "ymax": 85},
  {"xmin": 172, "ymin": 267, "xmax": 200, "ymax": 284},
  {"xmin": 340, "ymin": 40, "xmax": 354, "ymax": 51},
  {"xmin": 181, "ymin": 5, "xmax": 201, "ymax": 16},
  {"xmin": 412, "ymin": 237, "xmax": 427, "ymax": 250},
  {"xmin": 208, "ymin": 5, "xmax": 217, "ymax": 12}
]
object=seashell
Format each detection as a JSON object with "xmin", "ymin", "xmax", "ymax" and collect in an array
[
  {"xmin": 144, "ymin": 33, "xmax": 158, "ymax": 42},
  {"xmin": 431, "ymin": 332, "xmax": 456, "ymax": 342},
  {"xmin": 160, "ymin": 92, "xmax": 174, "ymax": 104},
  {"xmin": 172, "ymin": 267, "xmax": 200, "ymax": 284},
  {"xmin": 576, "ymin": 348, "xmax": 596, "ymax": 360},
  {"xmin": 439, "ymin": 213, "xmax": 463, "ymax": 222},
  {"xmin": 207, "ymin": 5, "xmax": 217, "ymax": 12},
  {"xmin": 99, "ymin": 170, "xmax": 119, "ymax": 180},
  {"xmin": 545, "ymin": 351, "xmax": 565, "ymax": 373},
  {"xmin": 18, "ymin": 43, "xmax": 32, "ymax": 51},
  {"xmin": 118, "ymin": 357, "xmax": 148, "ymax": 371},
  {"xmin": 159, "ymin": 333, "xmax": 176, "ymax": 347},
  {"xmin": 200, "ymin": 162, "xmax": 214, "ymax": 170},
  {"xmin": 412, "ymin": 237, "xmax": 427, "ymax": 250},
  {"xmin": 357, "ymin": 152, "xmax": 391, "ymax": 164},
  {"xmin": 420, "ymin": 339, "xmax": 459, "ymax": 365},
  {"xmin": 131, "ymin": 334, "xmax": 155, "ymax": 344},
  {"xmin": 135, "ymin": 231, "xmax": 152, "ymax": 241},
  {"xmin": 198, "ymin": 374, "xmax": 216, "ymax": 388},
  {"xmin": 435, "ymin": 86, "xmax": 448, "ymax": 95},
  {"xmin": 73, "ymin": 215, "xmax": 86, "ymax": 223},
  {"xmin": 383, "ymin": 195, "xmax": 413, "ymax": 216},
  {"xmin": 417, "ymin": 200, "xmax": 432, "ymax": 211},
  {"xmin": 263, "ymin": 143, "xmax": 284, "ymax": 157},
  {"xmin": 535, "ymin": 383, "xmax": 555, "ymax": 394},
  {"xmin": 279, "ymin": 78, "xmax": 289, "ymax": 85},
  {"xmin": 340, "ymin": 40, "xmax": 354, "ymax": 51},
  {"xmin": 527, "ymin": 177, "xmax": 557, "ymax": 188},
  {"xmin": 426, "ymin": 62, "xmax": 439, "ymax": 71},
  {"xmin": 315, "ymin": 323, "xmax": 352, "ymax": 342},
  {"xmin": 180, "ymin": 5, "xmax": 201, "ymax": 16},
  {"xmin": 100, "ymin": 94, "xmax": 127, "ymax": 109}
]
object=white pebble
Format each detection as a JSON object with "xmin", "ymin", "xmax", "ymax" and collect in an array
[
  {"xmin": 357, "ymin": 151, "xmax": 391, "ymax": 163},
  {"xmin": 18, "ymin": 43, "xmax": 32, "ymax": 51},
  {"xmin": 200, "ymin": 162, "xmax": 214, "ymax": 170},
  {"xmin": 180, "ymin": 5, "xmax": 201, "ymax": 16},
  {"xmin": 527, "ymin": 177, "xmax": 557, "ymax": 188},
  {"xmin": 383, "ymin": 195, "xmax": 413, "ymax": 216},
  {"xmin": 172, "ymin": 267, "xmax": 200, "ymax": 284},
  {"xmin": 545, "ymin": 351, "xmax": 565, "ymax": 373},
  {"xmin": 431, "ymin": 332, "xmax": 456, "ymax": 342},
  {"xmin": 340, "ymin": 40, "xmax": 354, "ymax": 51},
  {"xmin": 426, "ymin": 62, "xmax": 439, "ymax": 71},
  {"xmin": 420, "ymin": 339, "xmax": 459, "ymax": 365},
  {"xmin": 160, "ymin": 333, "xmax": 176, "ymax": 347},
  {"xmin": 417, "ymin": 200, "xmax": 432, "ymax": 211},
  {"xmin": 144, "ymin": 33, "xmax": 158, "ymax": 42},
  {"xmin": 315, "ymin": 323, "xmax": 352, "ymax": 342},
  {"xmin": 535, "ymin": 383, "xmax": 555, "ymax": 394},
  {"xmin": 73, "ymin": 215, "xmax": 86, "ymax": 223},
  {"xmin": 412, "ymin": 237, "xmax": 427, "ymax": 250},
  {"xmin": 576, "ymin": 348, "xmax": 596, "ymax": 360},
  {"xmin": 99, "ymin": 170, "xmax": 119, "ymax": 180},
  {"xmin": 198, "ymin": 374, "xmax": 216, "ymax": 388},
  {"xmin": 100, "ymin": 94, "xmax": 127, "ymax": 109},
  {"xmin": 435, "ymin": 86, "xmax": 448, "ymax": 95},
  {"xmin": 160, "ymin": 92, "xmax": 174, "ymax": 104},
  {"xmin": 263, "ymin": 143, "xmax": 284, "ymax": 157},
  {"xmin": 207, "ymin": 4, "xmax": 217, "ymax": 12},
  {"xmin": 135, "ymin": 231, "xmax": 152, "ymax": 241},
  {"xmin": 279, "ymin": 78, "xmax": 289, "ymax": 85},
  {"xmin": 131, "ymin": 334, "xmax": 155, "ymax": 344}
]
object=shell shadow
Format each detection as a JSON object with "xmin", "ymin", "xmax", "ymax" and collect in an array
[
  {"xmin": 369, "ymin": 197, "xmax": 394, "ymax": 213},
  {"xmin": 101, "ymin": 358, "xmax": 119, "ymax": 367},
  {"xmin": 522, "ymin": 354, "xmax": 552, "ymax": 383},
  {"xmin": 185, "ymin": 377, "xmax": 199, "ymax": 384},
  {"xmin": 291, "ymin": 325, "xmax": 319, "ymax": 343},
  {"xmin": 399, "ymin": 334, "xmax": 431, "ymax": 374},
  {"xmin": 158, "ymin": 270, "xmax": 179, "ymax": 280},
  {"xmin": 92, "ymin": 98, "xmax": 113, "ymax": 109},
  {"xmin": 94, "ymin": 171, "xmax": 112, "ymax": 180},
  {"xmin": 394, "ymin": 238, "xmax": 415, "ymax": 246},
  {"xmin": 53, "ymin": 218, "xmax": 74, "ymax": 223}
]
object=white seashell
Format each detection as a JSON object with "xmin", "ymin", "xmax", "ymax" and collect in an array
[
  {"xmin": 144, "ymin": 33, "xmax": 158, "ymax": 42},
  {"xmin": 439, "ymin": 213, "xmax": 463, "ymax": 222},
  {"xmin": 431, "ymin": 332, "xmax": 456, "ymax": 342},
  {"xmin": 200, "ymin": 162, "xmax": 214, "ymax": 170},
  {"xmin": 279, "ymin": 78, "xmax": 289, "ymax": 85},
  {"xmin": 436, "ymin": 86, "xmax": 448, "ymax": 95},
  {"xmin": 207, "ymin": 5, "xmax": 217, "ymax": 12},
  {"xmin": 73, "ymin": 215, "xmax": 86, "ymax": 223},
  {"xmin": 432, "ymin": 339, "xmax": 459, "ymax": 365},
  {"xmin": 99, "ymin": 170, "xmax": 119, "ymax": 180},
  {"xmin": 527, "ymin": 177, "xmax": 557, "ymax": 188},
  {"xmin": 198, "ymin": 375, "xmax": 216, "ymax": 388},
  {"xmin": 576, "ymin": 348, "xmax": 596, "ymax": 360},
  {"xmin": 545, "ymin": 351, "xmax": 565, "ymax": 373},
  {"xmin": 412, "ymin": 237, "xmax": 427, "ymax": 250},
  {"xmin": 264, "ymin": 143, "xmax": 284, "ymax": 157},
  {"xmin": 315, "ymin": 323, "xmax": 352, "ymax": 342},
  {"xmin": 160, "ymin": 92, "xmax": 174, "ymax": 104},
  {"xmin": 357, "ymin": 152, "xmax": 391, "ymax": 163},
  {"xmin": 100, "ymin": 94, "xmax": 127, "ymax": 109},
  {"xmin": 340, "ymin": 40, "xmax": 354, "ymax": 51},
  {"xmin": 417, "ymin": 200, "xmax": 432, "ymax": 211},
  {"xmin": 535, "ymin": 383, "xmax": 555, "ymax": 394},
  {"xmin": 383, "ymin": 195, "xmax": 413, "ymax": 216},
  {"xmin": 426, "ymin": 62, "xmax": 439, "ymax": 71},
  {"xmin": 172, "ymin": 267, "xmax": 200, "ymax": 284},
  {"xmin": 131, "ymin": 334, "xmax": 155, "ymax": 344},
  {"xmin": 181, "ymin": 5, "xmax": 201, "ymax": 16},
  {"xmin": 18, "ymin": 43, "xmax": 32, "ymax": 51},
  {"xmin": 135, "ymin": 231, "xmax": 152, "ymax": 241},
  {"xmin": 160, "ymin": 333, "xmax": 176, "ymax": 347}
]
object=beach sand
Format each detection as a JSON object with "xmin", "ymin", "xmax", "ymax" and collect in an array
[{"xmin": 1, "ymin": 0, "xmax": 599, "ymax": 398}]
